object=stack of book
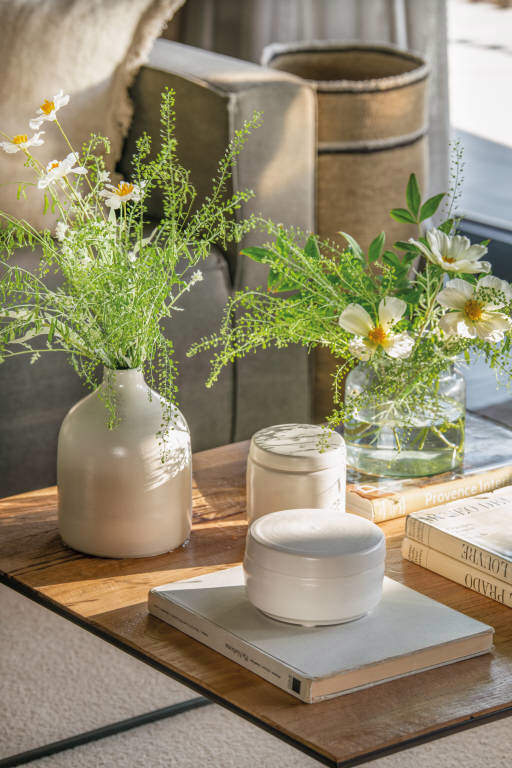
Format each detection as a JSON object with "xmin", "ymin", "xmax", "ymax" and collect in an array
[
  {"xmin": 347, "ymin": 414, "xmax": 512, "ymax": 522},
  {"xmin": 149, "ymin": 565, "xmax": 493, "ymax": 702},
  {"xmin": 402, "ymin": 486, "xmax": 512, "ymax": 607}
]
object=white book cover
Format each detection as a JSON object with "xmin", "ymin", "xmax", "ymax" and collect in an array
[
  {"xmin": 148, "ymin": 566, "xmax": 493, "ymax": 703},
  {"xmin": 405, "ymin": 486, "xmax": 512, "ymax": 585}
]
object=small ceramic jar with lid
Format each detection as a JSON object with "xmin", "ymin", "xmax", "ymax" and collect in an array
[
  {"xmin": 244, "ymin": 508, "xmax": 386, "ymax": 626},
  {"xmin": 246, "ymin": 424, "xmax": 346, "ymax": 522}
]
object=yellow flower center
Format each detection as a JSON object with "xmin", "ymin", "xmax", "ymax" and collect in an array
[
  {"xmin": 367, "ymin": 325, "xmax": 388, "ymax": 346},
  {"xmin": 443, "ymin": 256, "xmax": 456, "ymax": 264},
  {"xmin": 464, "ymin": 299, "xmax": 483, "ymax": 322},
  {"xmin": 116, "ymin": 182, "xmax": 134, "ymax": 197},
  {"xmin": 12, "ymin": 134, "xmax": 28, "ymax": 144},
  {"xmin": 40, "ymin": 99, "xmax": 55, "ymax": 115},
  {"xmin": 49, "ymin": 161, "xmax": 60, "ymax": 170}
]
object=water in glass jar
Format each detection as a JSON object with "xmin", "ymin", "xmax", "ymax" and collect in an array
[{"xmin": 344, "ymin": 397, "xmax": 465, "ymax": 477}]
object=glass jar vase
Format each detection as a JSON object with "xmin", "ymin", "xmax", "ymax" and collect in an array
[{"xmin": 344, "ymin": 364, "xmax": 466, "ymax": 477}]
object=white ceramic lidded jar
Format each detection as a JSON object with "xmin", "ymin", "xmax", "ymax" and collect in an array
[
  {"xmin": 244, "ymin": 508, "xmax": 386, "ymax": 626},
  {"xmin": 246, "ymin": 424, "xmax": 346, "ymax": 522}
]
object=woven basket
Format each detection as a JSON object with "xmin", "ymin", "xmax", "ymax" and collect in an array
[{"xmin": 263, "ymin": 41, "xmax": 429, "ymax": 421}]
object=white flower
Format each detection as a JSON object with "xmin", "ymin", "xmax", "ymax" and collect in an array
[
  {"xmin": 0, "ymin": 131, "xmax": 45, "ymax": 154},
  {"xmin": 339, "ymin": 297, "xmax": 414, "ymax": 361},
  {"xmin": 184, "ymin": 270, "xmax": 204, "ymax": 291},
  {"xmin": 29, "ymin": 90, "xmax": 70, "ymax": 129},
  {"xmin": 438, "ymin": 276, "xmax": 512, "ymax": 342},
  {"xmin": 37, "ymin": 152, "xmax": 87, "ymax": 189},
  {"xmin": 409, "ymin": 229, "xmax": 491, "ymax": 274},
  {"xmin": 98, "ymin": 170, "xmax": 111, "ymax": 183},
  {"xmin": 99, "ymin": 181, "xmax": 143, "ymax": 208},
  {"xmin": 478, "ymin": 275, "xmax": 512, "ymax": 302},
  {"xmin": 55, "ymin": 222, "xmax": 68, "ymax": 241}
]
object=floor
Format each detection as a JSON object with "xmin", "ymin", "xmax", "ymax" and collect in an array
[
  {"xmin": 1, "ymin": 582, "xmax": 510, "ymax": 768},
  {"xmin": 449, "ymin": 0, "xmax": 512, "ymax": 225},
  {"xmin": 449, "ymin": 0, "xmax": 512, "ymax": 406}
]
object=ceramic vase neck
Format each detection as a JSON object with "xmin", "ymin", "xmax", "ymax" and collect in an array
[{"xmin": 102, "ymin": 367, "xmax": 146, "ymax": 391}]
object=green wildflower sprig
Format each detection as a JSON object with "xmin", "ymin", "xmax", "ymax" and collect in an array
[{"xmin": 0, "ymin": 88, "xmax": 261, "ymax": 450}]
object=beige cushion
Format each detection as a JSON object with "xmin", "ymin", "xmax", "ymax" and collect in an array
[{"xmin": 0, "ymin": 0, "xmax": 184, "ymax": 229}]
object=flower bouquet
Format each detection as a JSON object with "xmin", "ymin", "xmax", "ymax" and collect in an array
[
  {"xmin": 0, "ymin": 88, "xmax": 258, "ymax": 417},
  {"xmin": 0, "ymin": 88, "xmax": 259, "ymax": 556},
  {"xmin": 191, "ymin": 170, "xmax": 512, "ymax": 477}
]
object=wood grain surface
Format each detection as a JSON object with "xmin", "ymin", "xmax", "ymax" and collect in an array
[{"xmin": 1, "ymin": 440, "xmax": 512, "ymax": 767}]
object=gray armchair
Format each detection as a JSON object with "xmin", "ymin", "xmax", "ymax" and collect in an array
[{"xmin": 0, "ymin": 40, "xmax": 316, "ymax": 497}]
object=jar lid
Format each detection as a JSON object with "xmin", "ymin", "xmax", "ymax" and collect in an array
[
  {"xmin": 245, "ymin": 508, "xmax": 385, "ymax": 578},
  {"xmin": 249, "ymin": 424, "xmax": 345, "ymax": 472}
]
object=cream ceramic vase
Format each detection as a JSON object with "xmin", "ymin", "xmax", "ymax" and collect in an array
[{"xmin": 57, "ymin": 368, "xmax": 192, "ymax": 558}]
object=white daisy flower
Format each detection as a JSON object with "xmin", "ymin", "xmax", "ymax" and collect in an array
[
  {"xmin": 98, "ymin": 170, "xmax": 111, "ymax": 183},
  {"xmin": 99, "ymin": 181, "xmax": 143, "ymax": 209},
  {"xmin": 29, "ymin": 90, "xmax": 70, "ymax": 129},
  {"xmin": 339, "ymin": 297, "xmax": 414, "ymax": 361},
  {"xmin": 438, "ymin": 276, "xmax": 512, "ymax": 342},
  {"xmin": 409, "ymin": 229, "xmax": 491, "ymax": 274},
  {"xmin": 37, "ymin": 152, "xmax": 87, "ymax": 189},
  {"xmin": 0, "ymin": 131, "xmax": 45, "ymax": 154}
]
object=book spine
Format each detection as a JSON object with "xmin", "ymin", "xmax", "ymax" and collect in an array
[
  {"xmin": 346, "ymin": 492, "xmax": 405, "ymax": 521},
  {"xmin": 148, "ymin": 592, "xmax": 313, "ymax": 703},
  {"xmin": 401, "ymin": 538, "xmax": 512, "ymax": 608},
  {"xmin": 371, "ymin": 465, "xmax": 512, "ymax": 523},
  {"xmin": 405, "ymin": 513, "xmax": 512, "ymax": 586}
]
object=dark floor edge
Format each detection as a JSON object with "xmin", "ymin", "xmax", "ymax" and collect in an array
[
  {"xmin": 0, "ymin": 698, "xmax": 211, "ymax": 768},
  {"xmin": 3, "ymin": 574, "xmax": 511, "ymax": 768}
]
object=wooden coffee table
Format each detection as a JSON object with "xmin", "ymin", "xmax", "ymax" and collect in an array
[{"xmin": 1, "ymin": 440, "xmax": 512, "ymax": 767}]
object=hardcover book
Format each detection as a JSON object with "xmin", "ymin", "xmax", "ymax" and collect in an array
[
  {"xmin": 346, "ymin": 414, "xmax": 512, "ymax": 522},
  {"xmin": 402, "ymin": 538, "xmax": 512, "ymax": 608},
  {"xmin": 148, "ymin": 565, "xmax": 493, "ymax": 703},
  {"xmin": 405, "ymin": 487, "xmax": 512, "ymax": 585}
]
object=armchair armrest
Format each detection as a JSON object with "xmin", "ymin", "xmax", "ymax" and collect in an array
[
  {"xmin": 121, "ymin": 40, "xmax": 315, "ymax": 439},
  {"xmin": 122, "ymin": 39, "xmax": 316, "ymax": 288}
]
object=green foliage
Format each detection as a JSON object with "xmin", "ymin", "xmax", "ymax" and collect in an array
[
  {"xmin": 368, "ymin": 232, "xmax": 385, "ymax": 263},
  {"xmin": 339, "ymin": 231, "xmax": 364, "ymax": 261},
  {"xmin": 0, "ymin": 89, "xmax": 260, "ymax": 446},
  {"xmin": 405, "ymin": 173, "xmax": 421, "ymax": 217},
  {"xmin": 391, "ymin": 173, "xmax": 446, "ymax": 226},
  {"xmin": 419, "ymin": 193, "xmax": 445, "ymax": 222},
  {"xmin": 389, "ymin": 207, "xmax": 416, "ymax": 224},
  {"xmin": 438, "ymin": 218, "xmax": 454, "ymax": 234}
]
